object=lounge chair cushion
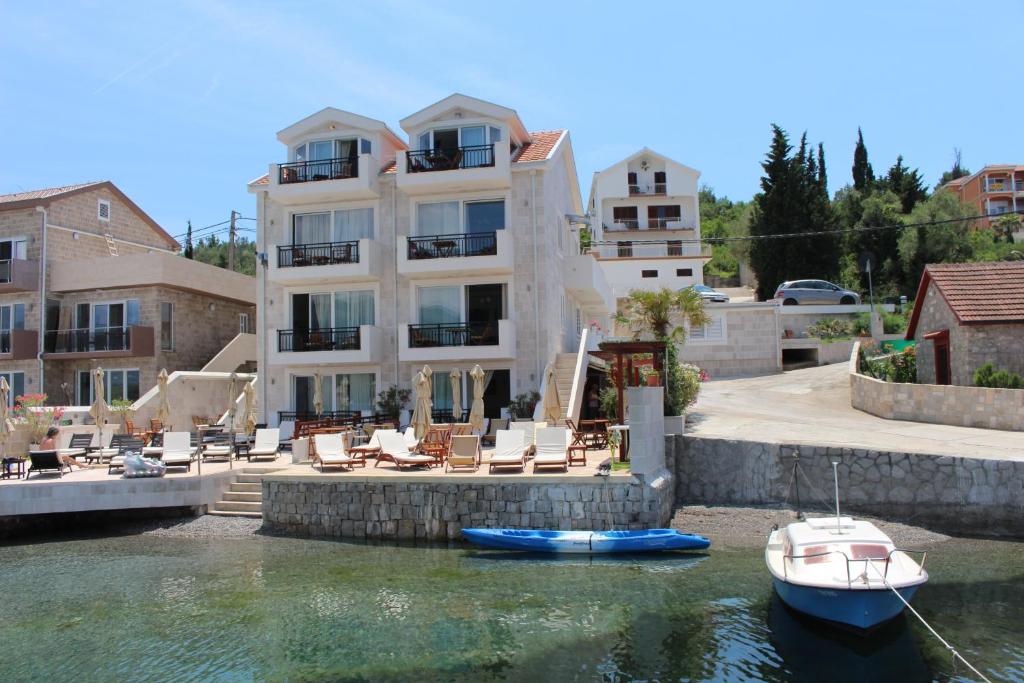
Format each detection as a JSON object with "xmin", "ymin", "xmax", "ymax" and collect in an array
[{"xmin": 162, "ymin": 452, "xmax": 192, "ymax": 466}]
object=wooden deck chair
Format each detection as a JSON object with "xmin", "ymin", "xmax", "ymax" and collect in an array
[
  {"xmin": 376, "ymin": 432, "xmax": 435, "ymax": 470},
  {"xmin": 313, "ymin": 433, "xmax": 364, "ymax": 471},
  {"xmin": 451, "ymin": 423, "xmax": 473, "ymax": 436},
  {"xmin": 447, "ymin": 435, "xmax": 480, "ymax": 472},
  {"xmin": 533, "ymin": 427, "xmax": 570, "ymax": 472},
  {"xmin": 481, "ymin": 418, "xmax": 508, "ymax": 446},
  {"xmin": 488, "ymin": 430, "xmax": 528, "ymax": 473}
]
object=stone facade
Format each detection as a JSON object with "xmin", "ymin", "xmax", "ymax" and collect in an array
[
  {"xmin": 673, "ymin": 435, "xmax": 1024, "ymax": 537},
  {"xmin": 913, "ymin": 281, "xmax": 1024, "ymax": 386},
  {"xmin": 679, "ymin": 303, "xmax": 781, "ymax": 377},
  {"xmin": 262, "ymin": 473, "xmax": 673, "ymax": 540}
]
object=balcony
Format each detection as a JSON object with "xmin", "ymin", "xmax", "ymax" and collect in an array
[
  {"xmin": 269, "ymin": 238, "xmax": 381, "ymax": 285},
  {"xmin": 604, "ymin": 219, "xmax": 695, "ymax": 233},
  {"xmin": 399, "ymin": 319, "xmax": 515, "ymax": 362},
  {"xmin": 266, "ymin": 153, "xmax": 379, "ymax": 203},
  {"xmin": 398, "ymin": 230, "xmax": 513, "ymax": 278},
  {"xmin": 0, "ymin": 258, "xmax": 39, "ymax": 293},
  {"xmin": 396, "ymin": 143, "xmax": 511, "ymax": 195},
  {"xmin": 44, "ymin": 326, "xmax": 154, "ymax": 360},
  {"xmin": 628, "ymin": 183, "xmax": 666, "ymax": 196},
  {"xmin": 589, "ymin": 242, "xmax": 712, "ymax": 259},
  {"xmin": 0, "ymin": 329, "xmax": 38, "ymax": 360},
  {"xmin": 565, "ymin": 254, "xmax": 615, "ymax": 312},
  {"xmin": 267, "ymin": 324, "xmax": 383, "ymax": 366}
]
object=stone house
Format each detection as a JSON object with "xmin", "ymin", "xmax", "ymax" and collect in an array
[
  {"xmin": 906, "ymin": 261, "xmax": 1024, "ymax": 386},
  {"xmin": 0, "ymin": 181, "xmax": 256, "ymax": 405}
]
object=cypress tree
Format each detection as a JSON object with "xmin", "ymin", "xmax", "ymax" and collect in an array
[
  {"xmin": 184, "ymin": 220, "xmax": 194, "ymax": 259},
  {"xmin": 882, "ymin": 156, "xmax": 928, "ymax": 214},
  {"xmin": 852, "ymin": 127, "xmax": 873, "ymax": 191},
  {"xmin": 817, "ymin": 143, "xmax": 827, "ymax": 194}
]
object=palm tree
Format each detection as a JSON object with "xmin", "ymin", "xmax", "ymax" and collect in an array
[{"xmin": 614, "ymin": 287, "xmax": 710, "ymax": 342}]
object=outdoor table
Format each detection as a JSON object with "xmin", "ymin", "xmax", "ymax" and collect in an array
[
  {"xmin": 432, "ymin": 239, "xmax": 457, "ymax": 257},
  {"xmin": 607, "ymin": 424, "xmax": 630, "ymax": 462},
  {"xmin": 1, "ymin": 457, "xmax": 26, "ymax": 480}
]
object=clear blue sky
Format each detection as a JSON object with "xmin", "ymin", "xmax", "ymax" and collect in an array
[{"xmin": 2, "ymin": 1, "xmax": 1020, "ymax": 245}]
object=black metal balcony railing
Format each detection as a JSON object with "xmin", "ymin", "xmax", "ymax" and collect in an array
[
  {"xmin": 278, "ymin": 156, "xmax": 358, "ymax": 184},
  {"xmin": 407, "ymin": 232, "xmax": 498, "ymax": 260},
  {"xmin": 0, "ymin": 260, "xmax": 12, "ymax": 284},
  {"xmin": 277, "ymin": 410, "xmax": 362, "ymax": 423},
  {"xmin": 45, "ymin": 327, "xmax": 130, "ymax": 353},
  {"xmin": 278, "ymin": 327, "xmax": 360, "ymax": 352},
  {"xmin": 408, "ymin": 322, "xmax": 499, "ymax": 348},
  {"xmin": 406, "ymin": 144, "xmax": 494, "ymax": 173},
  {"xmin": 278, "ymin": 241, "xmax": 360, "ymax": 268},
  {"xmin": 628, "ymin": 183, "xmax": 667, "ymax": 196}
]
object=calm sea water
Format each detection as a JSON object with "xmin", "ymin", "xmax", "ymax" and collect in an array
[{"xmin": 0, "ymin": 532, "xmax": 1020, "ymax": 682}]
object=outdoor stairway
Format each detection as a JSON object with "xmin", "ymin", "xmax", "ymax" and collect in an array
[
  {"xmin": 553, "ymin": 352, "xmax": 578, "ymax": 423},
  {"xmin": 208, "ymin": 473, "xmax": 264, "ymax": 518}
]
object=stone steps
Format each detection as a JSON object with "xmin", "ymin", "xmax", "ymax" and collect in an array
[
  {"xmin": 223, "ymin": 491, "xmax": 261, "ymax": 502},
  {"xmin": 231, "ymin": 482, "xmax": 261, "ymax": 493},
  {"xmin": 208, "ymin": 473, "xmax": 265, "ymax": 518}
]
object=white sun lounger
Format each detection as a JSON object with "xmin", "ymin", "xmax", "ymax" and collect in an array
[
  {"xmin": 376, "ymin": 432, "xmax": 435, "ymax": 470},
  {"xmin": 488, "ymin": 430, "xmax": 528, "ymax": 473},
  {"xmin": 533, "ymin": 427, "xmax": 569, "ymax": 472},
  {"xmin": 403, "ymin": 426, "xmax": 419, "ymax": 450},
  {"xmin": 246, "ymin": 428, "xmax": 280, "ymax": 461},
  {"xmin": 313, "ymin": 433, "xmax": 364, "ymax": 471},
  {"xmin": 161, "ymin": 432, "xmax": 195, "ymax": 471}
]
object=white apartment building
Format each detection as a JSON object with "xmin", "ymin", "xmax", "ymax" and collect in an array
[
  {"xmin": 248, "ymin": 94, "xmax": 612, "ymax": 426},
  {"xmin": 587, "ymin": 148, "xmax": 709, "ymax": 300}
]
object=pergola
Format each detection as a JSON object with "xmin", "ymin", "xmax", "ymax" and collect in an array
[{"xmin": 590, "ymin": 340, "xmax": 667, "ymax": 426}]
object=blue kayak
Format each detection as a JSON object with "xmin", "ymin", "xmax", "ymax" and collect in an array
[{"xmin": 462, "ymin": 528, "xmax": 710, "ymax": 553}]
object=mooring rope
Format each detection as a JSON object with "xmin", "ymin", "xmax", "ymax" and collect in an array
[{"xmin": 867, "ymin": 562, "xmax": 992, "ymax": 683}]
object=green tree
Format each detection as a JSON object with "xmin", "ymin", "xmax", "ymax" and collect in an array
[
  {"xmin": 698, "ymin": 185, "xmax": 750, "ymax": 279},
  {"xmin": 749, "ymin": 125, "xmax": 839, "ymax": 300},
  {"xmin": 190, "ymin": 234, "xmax": 257, "ymax": 275},
  {"xmin": 897, "ymin": 191, "xmax": 976, "ymax": 291},
  {"xmin": 184, "ymin": 220, "xmax": 194, "ymax": 259},
  {"xmin": 614, "ymin": 287, "xmax": 709, "ymax": 342},
  {"xmin": 852, "ymin": 127, "xmax": 874, "ymax": 191},
  {"xmin": 879, "ymin": 155, "xmax": 928, "ymax": 214}
]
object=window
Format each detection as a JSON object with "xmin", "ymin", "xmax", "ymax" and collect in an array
[
  {"xmin": 334, "ymin": 208, "xmax": 373, "ymax": 241},
  {"xmin": 654, "ymin": 171, "xmax": 667, "ymax": 191},
  {"xmin": 239, "ymin": 313, "xmax": 251, "ymax": 334},
  {"xmin": 676, "ymin": 268, "xmax": 693, "ymax": 277},
  {"xmin": 417, "ymin": 126, "xmax": 501, "ymax": 151},
  {"xmin": 417, "ymin": 202, "xmax": 459, "ymax": 236},
  {"xmin": 648, "ymin": 205, "xmax": 681, "ymax": 228},
  {"xmin": 293, "ymin": 373, "xmax": 377, "ymax": 415},
  {"xmin": 291, "ymin": 290, "xmax": 374, "ymax": 330},
  {"xmin": 688, "ymin": 315, "xmax": 726, "ymax": 343},
  {"xmin": 417, "ymin": 200, "xmax": 504, "ymax": 236},
  {"xmin": 641, "ymin": 270, "xmax": 658, "ymax": 278},
  {"xmin": 98, "ymin": 200, "xmax": 111, "ymax": 222},
  {"xmin": 77, "ymin": 369, "xmax": 140, "ymax": 404},
  {"xmin": 612, "ymin": 206, "xmax": 639, "ymax": 229},
  {"xmin": 617, "ymin": 241, "xmax": 633, "ymax": 258},
  {"xmin": 293, "ymin": 137, "xmax": 363, "ymax": 162},
  {"xmin": 160, "ymin": 302, "xmax": 173, "ymax": 351},
  {"xmin": 0, "ymin": 372, "xmax": 24, "ymax": 406},
  {"xmin": 667, "ymin": 240, "xmax": 683, "ymax": 256},
  {"xmin": 0, "ymin": 303, "xmax": 26, "ymax": 354},
  {"xmin": 464, "ymin": 201, "xmax": 504, "ymax": 233},
  {"xmin": 0, "ymin": 238, "xmax": 28, "ymax": 263},
  {"xmin": 293, "ymin": 212, "xmax": 332, "ymax": 245},
  {"xmin": 418, "ymin": 286, "xmax": 461, "ymax": 324},
  {"xmin": 417, "ymin": 284, "xmax": 505, "ymax": 326},
  {"xmin": 293, "ymin": 208, "xmax": 374, "ymax": 245}
]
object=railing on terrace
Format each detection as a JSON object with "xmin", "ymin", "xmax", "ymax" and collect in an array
[
  {"xmin": 628, "ymin": 183, "xmax": 666, "ymax": 196},
  {"xmin": 277, "ymin": 241, "xmax": 360, "ymax": 267},
  {"xmin": 45, "ymin": 327, "xmax": 130, "ymax": 353},
  {"xmin": 607, "ymin": 220, "xmax": 640, "ymax": 230},
  {"xmin": 589, "ymin": 241, "xmax": 711, "ymax": 259},
  {"xmin": 408, "ymin": 322, "xmax": 499, "ymax": 347},
  {"xmin": 277, "ymin": 410, "xmax": 362, "ymax": 423},
  {"xmin": 407, "ymin": 232, "xmax": 498, "ymax": 259},
  {"xmin": 406, "ymin": 144, "xmax": 494, "ymax": 172},
  {"xmin": 604, "ymin": 220, "xmax": 694, "ymax": 232},
  {"xmin": 278, "ymin": 156, "xmax": 358, "ymax": 184},
  {"xmin": 278, "ymin": 327, "xmax": 361, "ymax": 352},
  {"xmin": 0, "ymin": 259, "xmax": 12, "ymax": 284},
  {"xmin": 0, "ymin": 331, "xmax": 9, "ymax": 354},
  {"xmin": 430, "ymin": 408, "xmax": 468, "ymax": 423}
]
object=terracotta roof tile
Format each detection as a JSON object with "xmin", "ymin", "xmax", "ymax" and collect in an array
[
  {"xmin": 380, "ymin": 160, "xmax": 396, "ymax": 175},
  {"xmin": 513, "ymin": 130, "xmax": 564, "ymax": 163},
  {"xmin": 0, "ymin": 181, "xmax": 105, "ymax": 204},
  {"xmin": 250, "ymin": 174, "xmax": 270, "ymax": 186},
  {"xmin": 907, "ymin": 262, "xmax": 1024, "ymax": 337}
]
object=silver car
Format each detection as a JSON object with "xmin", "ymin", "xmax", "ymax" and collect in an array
[
  {"xmin": 691, "ymin": 284, "xmax": 730, "ymax": 303},
  {"xmin": 774, "ymin": 280, "xmax": 860, "ymax": 305}
]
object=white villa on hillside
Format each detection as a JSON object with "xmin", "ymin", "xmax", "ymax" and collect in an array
[
  {"xmin": 587, "ymin": 148, "xmax": 709, "ymax": 300},
  {"xmin": 248, "ymin": 94, "xmax": 613, "ymax": 426}
]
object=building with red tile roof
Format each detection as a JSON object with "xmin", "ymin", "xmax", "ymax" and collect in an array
[
  {"xmin": 905, "ymin": 261, "xmax": 1024, "ymax": 385},
  {"xmin": 942, "ymin": 164, "xmax": 1024, "ymax": 229}
]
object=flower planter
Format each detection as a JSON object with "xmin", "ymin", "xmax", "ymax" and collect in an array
[{"xmin": 645, "ymin": 375, "xmax": 660, "ymax": 387}]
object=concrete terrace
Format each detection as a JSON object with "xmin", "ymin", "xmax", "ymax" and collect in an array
[{"xmin": 689, "ymin": 363, "xmax": 1023, "ymax": 461}]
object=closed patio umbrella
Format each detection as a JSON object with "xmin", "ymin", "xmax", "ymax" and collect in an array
[
  {"xmin": 154, "ymin": 368, "xmax": 171, "ymax": 430},
  {"xmin": 89, "ymin": 367, "xmax": 109, "ymax": 450},
  {"xmin": 542, "ymin": 363, "xmax": 561, "ymax": 424},
  {"xmin": 0, "ymin": 377, "xmax": 13, "ymax": 457},
  {"xmin": 312, "ymin": 372, "xmax": 324, "ymax": 417},
  {"xmin": 449, "ymin": 369, "xmax": 463, "ymax": 421},
  {"xmin": 411, "ymin": 370, "xmax": 432, "ymax": 439},
  {"xmin": 243, "ymin": 381, "xmax": 257, "ymax": 435},
  {"xmin": 468, "ymin": 365, "xmax": 485, "ymax": 432},
  {"xmin": 227, "ymin": 372, "xmax": 238, "ymax": 428}
]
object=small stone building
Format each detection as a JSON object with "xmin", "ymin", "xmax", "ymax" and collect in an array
[{"xmin": 906, "ymin": 262, "xmax": 1024, "ymax": 386}]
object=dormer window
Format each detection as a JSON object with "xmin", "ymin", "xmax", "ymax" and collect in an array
[
  {"xmin": 407, "ymin": 125, "xmax": 501, "ymax": 173},
  {"xmin": 282, "ymin": 137, "xmax": 369, "ymax": 184},
  {"xmin": 292, "ymin": 137, "xmax": 365, "ymax": 163},
  {"xmin": 416, "ymin": 125, "xmax": 501, "ymax": 152}
]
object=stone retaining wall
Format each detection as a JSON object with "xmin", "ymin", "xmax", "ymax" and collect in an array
[
  {"xmin": 262, "ymin": 472, "xmax": 674, "ymax": 541},
  {"xmin": 672, "ymin": 435, "xmax": 1024, "ymax": 537},
  {"xmin": 850, "ymin": 343, "xmax": 1023, "ymax": 431}
]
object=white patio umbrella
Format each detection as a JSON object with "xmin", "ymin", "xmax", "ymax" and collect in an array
[
  {"xmin": 411, "ymin": 369, "xmax": 432, "ymax": 439},
  {"xmin": 542, "ymin": 363, "xmax": 562, "ymax": 424},
  {"xmin": 154, "ymin": 368, "xmax": 171, "ymax": 430},
  {"xmin": 449, "ymin": 369, "xmax": 463, "ymax": 421},
  {"xmin": 468, "ymin": 365, "xmax": 485, "ymax": 432},
  {"xmin": 0, "ymin": 377, "xmax": 13, "ymax": 458},
  {"xmin": 89, "ymin": 367, "xmax": 109, "ymax": 450},
  {"xmin": 243, "ymin": 381, "xmax": 257, "ymax": 435},
  {"xmin": 312, "ymin": 372, "xmax": 324, "ymax": 417}
]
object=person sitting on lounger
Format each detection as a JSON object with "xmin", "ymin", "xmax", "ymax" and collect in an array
[{"xmin": 40, "ymin": 427, "xmax": 87, "ymax": 469}]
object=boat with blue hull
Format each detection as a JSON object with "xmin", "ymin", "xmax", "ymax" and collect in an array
[
  {"xmin": 462, "ymin": 528, "xmax": 710, "ymax": 554},
  {"xmin": 765, "ymin": 516, "xmax": 928, "ymax": 630}
]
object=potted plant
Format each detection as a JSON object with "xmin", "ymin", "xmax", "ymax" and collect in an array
[
  {"xmin": 507, "ymin": 391, "xmax": 541, "ymax": 420},
  {"xmin": 14, "ymin": 394, "xmax": 64, "ymax": 450},
  {"xmin": 606, "ymin": 428, "xmax": 621, "ymax": 461},
  {"xmin": 639, "ymin": 366, "xmax": 660, "ymax": 387},
  {"xmin": 375, "ymin": 385, "xmax": 412, "ymax": 423}
]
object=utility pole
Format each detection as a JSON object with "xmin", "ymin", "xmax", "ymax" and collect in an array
[{"xmin": 228, "ymin": 210, "xmax": 238, "ymax": 272}]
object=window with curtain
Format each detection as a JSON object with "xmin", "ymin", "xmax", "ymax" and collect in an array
[
  {"xmin": 465, "ymin": 201, "xmax": 504, "ymax": 233},
  {"xmin": 417, "ymin": 202, "xmax": 459, "ymax": 236},
  {"xmin": 294, "ymin": 375, "xmax": 332, "ymax": 415},
  {"xmin": 334, "ymin": 208, "xmax": 373, "ymax": 241},
  {"xmin": 432, "ymin": 375, "xmax": 453, "ymax": 411},
  {"xmin": 333, "ymin": 290, "xmax": 375, "ymax": 328},
  {"xmin": 0, "ymin": 372, "xmax": 24, "ymax": 406},
  {"xmin": 309, "ymin": 293, "xmax": 331, "ymax": 330},
  {"xmin": 418, "ymin": 286, "xmax": 460, "ymax": 324},
  {"xmin": 294, "ymin": 213, "xmax": 332, "ymax": 245},
  {"xmin": 335, "ymin": 139, "xmax": 357, "ymax": 159},
  {"xmin": 335, "ymin": 373, "xmax": 376, "ymax": 413}
]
